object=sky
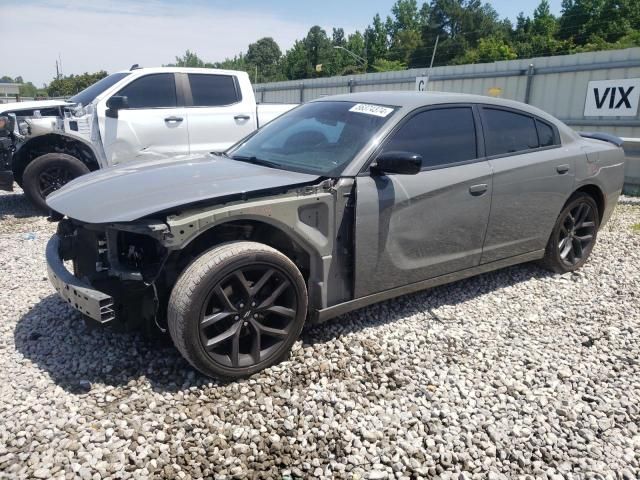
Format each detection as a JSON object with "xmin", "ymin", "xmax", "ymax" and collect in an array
[{"xmin": 1, "ymin": 0, "xmax": 562, "ymax": 87}]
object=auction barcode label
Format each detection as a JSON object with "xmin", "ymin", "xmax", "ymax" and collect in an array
[{"xmin": 349, "ymin": 103, "xmax": 395, "ymax": 117}]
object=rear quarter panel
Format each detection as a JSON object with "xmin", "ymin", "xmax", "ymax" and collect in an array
[{"xmin": 574, "ymin": 138, "xmax": 625, "ymax": 226}]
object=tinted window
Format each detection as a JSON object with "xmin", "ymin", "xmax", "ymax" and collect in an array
[
  {"xmin": 381, "ymin": 107, "xmax": 477, "ymax": 168},
  {"xmin": 483, "ymin": 108, "xmax": 539, "ymax": 156},
  {"xmin": 117, "ymin": 73, "xmax": 177, "ymax": 109},
  {"xmin": 188, "ymin": 74, "xmax": 239, "ymax": 106},
  {"xmin": 536, "ymin": 119, "xmax": 557, "ymax": 147}
]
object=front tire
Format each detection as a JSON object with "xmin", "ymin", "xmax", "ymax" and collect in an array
[
  {"xmin": 539, "ymin": 193, "xmax": 599, "ymax": 274},
  {"xmin": 22, "ymin": 153, "xmax": 90, "ymax": 211},
  {"xmin": 168, "ymin": 242, "xmax": 308, "ymax": 379}
]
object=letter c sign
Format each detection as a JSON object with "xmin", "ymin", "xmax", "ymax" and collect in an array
[{"xmin": 416, "ymin": 76, "xmax": 429, "ymax": 92}]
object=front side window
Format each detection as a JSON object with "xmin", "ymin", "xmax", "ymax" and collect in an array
[
  {"xmin": 227, "ymin": 101, "xmax": 396, "ymax": 176},
  {"xmin": 381, "ymin": 107, "xmax": 477, "ymax": 168},
  {"xmin": 116, "ymin": 73, "xmax": 177, "ymax": 109},
  {"xmin": 188, "ymin": 74, "xmax": 239, "ymax": 107},
  {"xmin": 483, "ymin": 108, "xmax": 539, "ymax": 156}
]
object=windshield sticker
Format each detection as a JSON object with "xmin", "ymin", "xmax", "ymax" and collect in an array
[{"xmin": 349, "ymin": 103, "xmax": 394, "ymax": 117}]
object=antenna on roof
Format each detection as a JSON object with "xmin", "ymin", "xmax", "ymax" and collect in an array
[{"xmin": 130, "ymin": 64, "xmax": 141, "ymax": 70}]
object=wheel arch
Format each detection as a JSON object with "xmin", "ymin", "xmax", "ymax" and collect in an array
[
  {"xmin": 572, "ymin": 183, "xmax": 605, "ymax": 223},
  {"xmin": 13, "ymin": 134, "xmax": 100, "ymax": 184},
  {"xmin": 170, "ymin": 217, "xmax": 322, "ymax": 291}
]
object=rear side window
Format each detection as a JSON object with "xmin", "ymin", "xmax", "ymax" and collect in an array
[
  {"xmin": 188, "ymin": 74, "xmax": 239, "ymax": 107},
  {"xmin": 482, "ymin": 108, "xmax": 539, "ymax": 156},
  {"xmin": 536, "ymin": 119, "xmax": 557, "ymax": 147},
  {"xmin": 116, "ymin": 73, "xmax": 177, "ymax": 109},
  {"xmin": 381, "ymin": 107, "xmax": 477, "ymax": 168}
]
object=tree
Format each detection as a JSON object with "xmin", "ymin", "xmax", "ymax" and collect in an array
[
  {"xmin": 246, "ymin": 37, "xmax": 282, "ymax": 82},
  {"xmin": 372, "ymin": 58, "xmax": 407, "ymax": 72},
  {"xmin": 303, "ymin": 26, "xmax": 333, "ymax": 76},
  {"xmin": 559, "ymin": 0, "xmax": 640, "ymax": 46},
  {"xmin": 164, "ymin": 0, "xmax": 640, "ymax": 81},
  {"xmin": 283, "ymin": 40, "xmax": 311, "ymax": 80},
  {"xmin": 532, "ymin": 0, "xmax": 557, "ymax": 37},
  {"xmin": 364, "ymin": 14, "xmax": 388, "ymax": 69},
  {"xmin": 339, "ymin": 31, "xmax": 367, "ymax": 75},
  {"xmin": 386, "ymin": 0, "xmax": 424, "ymax": 64},
  {"xmin": 459, "ymin": 35, "xmax": 518, "ymax": 63},
  {"xmin": 171, "ymin": 50, "xmax": 206, "ymax": 68},
  {"xmin": 212, "ymin": 54, "xmax": 252, "ymax": 76},
  {"xmin": 47, "ymin": 71, "xmax": 108, "ymax": 97}
]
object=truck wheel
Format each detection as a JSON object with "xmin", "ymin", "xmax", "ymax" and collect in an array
[
  {"xmin": 22, "ymin": 153, "xmax": 90, "ymax": 211},
  {"xmin": 168, "ymin": 242, "xmax": 308, "ymax": 379},
  {"xmin": 539, "ymin": 192, "xmax": 599, "ymax": 274}
]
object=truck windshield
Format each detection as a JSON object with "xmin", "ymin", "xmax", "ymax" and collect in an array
[
  {"xmin": 69, "ymin": 72, "xmax": 130, "ymax": 106},
  {"xmin": 227, "ymin": 101, "xmax": 397, "ymax": 176}
]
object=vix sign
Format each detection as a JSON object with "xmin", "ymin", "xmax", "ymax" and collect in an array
[{"xmin": 584, "ymin": 78, "xmax": 640, "ymax": 117}]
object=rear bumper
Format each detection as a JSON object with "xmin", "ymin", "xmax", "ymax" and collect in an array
[
  {"xmin": 0, "ymin": 170, "xmax": 13, "ymax": 191},
  {"xmin": 46, "ymin": 234, "xmax": 115, "ymax": 323}
]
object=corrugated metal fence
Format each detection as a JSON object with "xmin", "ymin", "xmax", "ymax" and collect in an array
[{"xmin": 255, "ymin": 47, "xmax": 640, "ymax": 192}]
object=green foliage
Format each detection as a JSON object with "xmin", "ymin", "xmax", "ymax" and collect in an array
[
  {"xmin": 364, "ymin": 14, "xmax": 389, "ymax": 68},
  {"xmin": 246, "ymin": 38, "xmax": 283, "ymax": 82},
  {"xmin": 372, "ymin": 59, "xmax": 408, "ymax": 72},
  {"xmin": 157, "ymin": 0, "xmax": 640, "ymax": 83},
  {"xmin": 169, "ymin": 50, "xmax": 206, "ymax": 68},
  {"xmin": 459, "ymin": 36, "xmax": 518, "ymax": 63},
  {"xmin": 47, "ymin": 71, "xmax": 108, "ymax": 97}
]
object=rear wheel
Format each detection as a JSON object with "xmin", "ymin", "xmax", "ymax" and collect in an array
[
  {"xmin": 540, "ymin": 193, "xmax": 599, "ymax": 273},
  {"xmin": 168, "ymin": 242, "xmax": 308, "ymax": 379},
  {"xmin": 22, "ymin": 153, "xmax": 90, "ymax": 211}
]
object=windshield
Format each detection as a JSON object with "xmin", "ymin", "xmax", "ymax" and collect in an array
[
  {"xmin": 227, "ymin": 101, "xmax": 397, "ymax": 176},
  {"xmin": 69, "ymin": 72, "xmax": 130, "ymax": 106}
]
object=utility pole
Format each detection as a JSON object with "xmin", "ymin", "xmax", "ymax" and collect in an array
[{"xmin": 422, "ymin": 35, "xmax": 439, "ymax": 90}]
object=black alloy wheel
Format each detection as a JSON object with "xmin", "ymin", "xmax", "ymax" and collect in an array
[
  {"xmin": 540, "ymin": 192, "xmax": 600, "ymax": 274},
  {"xmin": 557, "ymin": 201, "xmax": 597, "ymax": 267},
  {"xmin": 168, "ymin": 242, "xmax": 308, "ymax": 379},
  {"xmin": 199, "ymin": 264, "xmax": 297, "ymax": 368}
]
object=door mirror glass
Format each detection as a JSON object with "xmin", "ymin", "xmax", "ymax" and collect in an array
[
  {"xmin": 106, "ymin": 95, "xmax": 129, "ymax": 118},
  {"xmin": 373, "ymin": 151, "xmax": 422, "ymax": 175}
]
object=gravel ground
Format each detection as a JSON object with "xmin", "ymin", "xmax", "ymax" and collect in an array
[{"xmin": 1, "ymin": 188, "xmax": 639, "ymax": 480}]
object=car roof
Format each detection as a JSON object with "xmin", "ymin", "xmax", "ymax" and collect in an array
[
  {"xmin": 312, "ymin": 91, "xmax": 558, "ymax": 121},
  {"xmin": 113, "ymin": 66, "xmax": 249, "ymax": 78}
]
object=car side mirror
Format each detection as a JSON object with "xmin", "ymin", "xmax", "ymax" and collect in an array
[
  {"xmin": 372, "ymin": 151, "xmax": 422, "ymax": 175},
  {"xmin": 106, "ymin": 95, "xmax": 129, "ymax": 118}
]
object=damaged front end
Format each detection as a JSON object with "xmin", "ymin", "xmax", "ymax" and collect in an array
[
  {"xmin": 0, "ymin": 115, "xmax": 16, "ymax": 190},
  {"xmin": 48, "ymin": 218, "xmax": 172, "ymax": 329},
  {"xmin": 0, "ymin": 101, "xmax": 102, "ymax": 191}
]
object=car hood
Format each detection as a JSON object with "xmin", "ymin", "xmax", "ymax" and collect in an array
[
  {"xmin": 46, "ymin": 154, "xmax": 320, "ymax": 223},
  {"xmin": 0, "ymin": 99, "xmax": 70, "ymax": 114}
]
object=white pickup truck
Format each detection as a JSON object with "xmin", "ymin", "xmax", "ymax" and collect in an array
[{"xmin": 0, "ymin": 67, "xmax": 296, "ymax": 209}]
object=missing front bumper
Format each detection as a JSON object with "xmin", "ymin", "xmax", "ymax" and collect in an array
[{"xmin": 46, "ymin": 234, "xmax": 115, "ymax": 323}]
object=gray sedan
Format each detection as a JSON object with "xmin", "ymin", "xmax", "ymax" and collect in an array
[{"xmin": 45, "ymin": 92, "xmax": 626, "ymax": 379}]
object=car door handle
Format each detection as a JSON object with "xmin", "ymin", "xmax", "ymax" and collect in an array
[
  {"xmin": 234, "ymin": 115, "xmax": 251, "ymax": 121},
  {"xmin": 556, "ymin": 164, "xmax": 570, "ymax": 174},
  {"xmin": 164, "ymin": 116, "xmax": 183, "ymax": 123},
  {"xmin": 469, "ymin": 184, "xmax": 488, "ymax": 196}
]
